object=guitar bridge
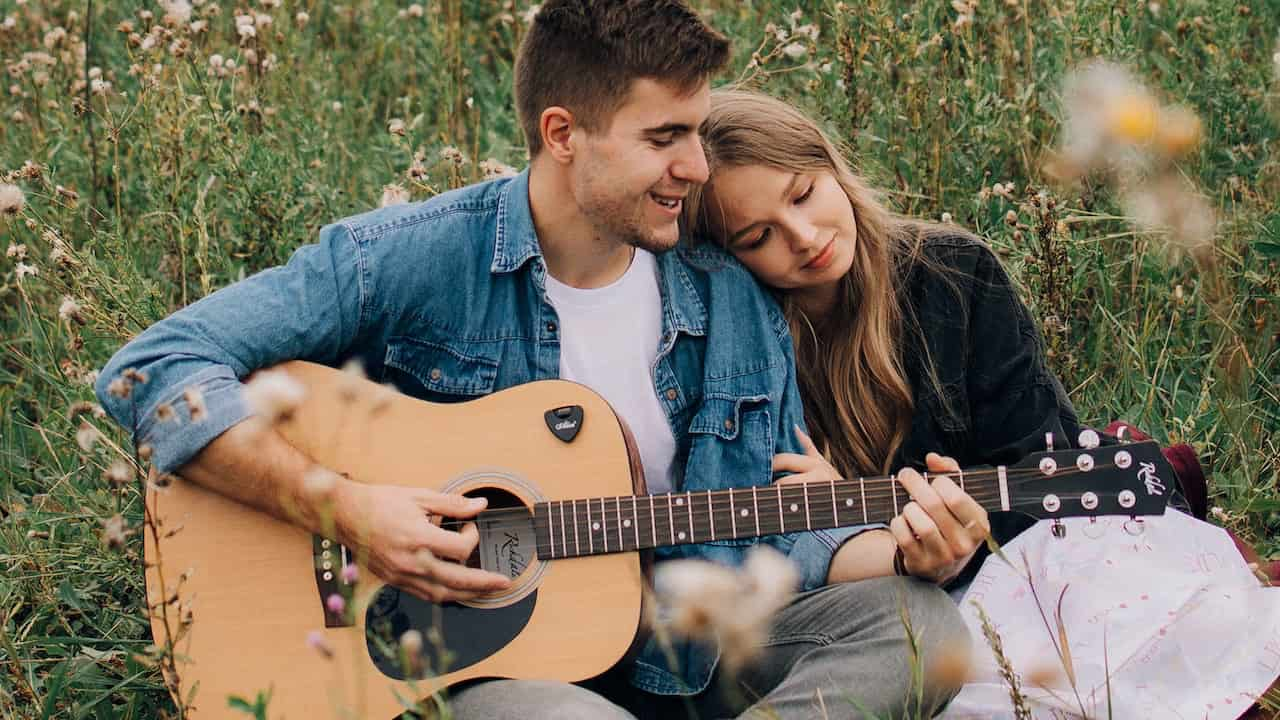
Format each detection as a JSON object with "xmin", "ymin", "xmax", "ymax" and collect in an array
[{"xmin": 313, "ymin": 534, "xmax": 355, "ymax": 627}]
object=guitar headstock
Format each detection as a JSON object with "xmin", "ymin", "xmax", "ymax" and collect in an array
[{"xmin": 1005, "ymin": 439, "xmax": 1172, "ymax": 520}]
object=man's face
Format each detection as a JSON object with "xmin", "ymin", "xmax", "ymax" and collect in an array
[{"xmin": 570, "ymin": 78, "xmax": 711, "ymax": 254}]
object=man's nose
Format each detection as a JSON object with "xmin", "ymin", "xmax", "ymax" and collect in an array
[{"xmin": 670, "ymin": 136, "xmax": 710, "ymax": 185}]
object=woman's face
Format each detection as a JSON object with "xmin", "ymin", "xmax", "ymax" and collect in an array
[{"xmin": 707, "ymin": 165, "xmax": 857, "ymax": 304}]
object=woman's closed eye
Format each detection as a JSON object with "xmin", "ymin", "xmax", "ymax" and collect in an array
[
  {"xmin": 796, "ymin": 182, "xmax": 814, "ymax": 204},
  {"xmin": 741, "ymin": 227, "xmax": 771, "ymax": 251}
]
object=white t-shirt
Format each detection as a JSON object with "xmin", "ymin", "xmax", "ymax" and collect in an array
[{"xmin": 543, "ymin": 250, "xmax": 675, "ymax": 494}]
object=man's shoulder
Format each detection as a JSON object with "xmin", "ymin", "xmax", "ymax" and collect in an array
[
  {"xmin": 671, "ymin": 242, "xmax": 789, "ymax": 339},
  {"xmin": 328, "ymin": 176, "xmax": 514, "ymax": 246}
]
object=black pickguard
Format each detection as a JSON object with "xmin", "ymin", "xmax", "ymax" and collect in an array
[{"xmin": 365, "ymin": 585, "xmax": 537, "ymax": 680}]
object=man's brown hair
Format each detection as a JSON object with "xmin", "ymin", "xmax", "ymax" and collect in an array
[{"xmin": 514, "ymin": 0, "xmax": 730, "ymax": 157}]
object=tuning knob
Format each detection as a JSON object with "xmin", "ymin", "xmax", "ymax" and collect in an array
[{"xmin": 1078, "ymin": 429, "xmax": 1100, "ymax": 449}]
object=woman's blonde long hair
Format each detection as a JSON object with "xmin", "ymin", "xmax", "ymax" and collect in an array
[{"xmin": 685, "ymin": 89, "xmax": 957, "ymax": 477}]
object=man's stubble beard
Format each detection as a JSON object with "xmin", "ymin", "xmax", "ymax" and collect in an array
[{"xmin": 576, "ymin": 161, "xmax": 680, "ymax": 256}]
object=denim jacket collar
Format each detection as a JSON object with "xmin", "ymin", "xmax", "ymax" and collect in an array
[{"xmin": 493, "ymin": 168, "xmax": 708, "ymax": 338}]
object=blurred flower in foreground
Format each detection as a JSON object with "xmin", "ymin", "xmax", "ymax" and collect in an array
[
  {"xmin": 1050, "ymin": 59, "xmax": 1215, "ymax": 257},
  {"xmin": 0, "ymin": 182, "xmax": 25, "ymax": 215},
  {"xmin": 654, "ymin": 545, "xmax": 797, "ymax": 673},
  {"xmin": 243, "ymin": 369, "xmax": 306, "ymax": 424},
  {"xmin": 1052, "ymin": 60, "xmax": 1202, "ymax": 179}
]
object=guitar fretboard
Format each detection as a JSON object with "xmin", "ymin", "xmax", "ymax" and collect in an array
[{"xmin": 531, "ymin": 470, "xmax": 1005, "ymax": 559}]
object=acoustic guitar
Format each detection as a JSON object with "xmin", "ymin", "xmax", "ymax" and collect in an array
[{"xmin": 144, "ymin": 360, "xmax": 1172, "ymax": 718}]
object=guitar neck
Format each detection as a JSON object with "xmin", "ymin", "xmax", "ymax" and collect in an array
[{"xmin": 531, "ymin": 468, "xmax": 1008, "ymax": 560}]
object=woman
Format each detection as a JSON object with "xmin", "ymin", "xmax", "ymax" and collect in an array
[{"xmin": 684, "ymin": 88, "xmax": 1083, "ymax": 589}]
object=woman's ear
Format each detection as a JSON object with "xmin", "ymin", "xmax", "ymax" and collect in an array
[{"xmin": 539, "ymin": 106, "xmax": 575, "ymax": 165}]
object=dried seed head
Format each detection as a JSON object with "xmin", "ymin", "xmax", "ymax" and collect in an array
[
  {"xmin": 387, "ymin": 118, "xmax": 406, "ymax": 136},
  {"xmin": 58, "ymin": 296, "xmax": 84, "ymax": 324},
  {"xmin": 0, "ymin": 182, "xmax": 25, "ymax": 215},
  {"xmin": 380, "ymin": 183, "xmax": 410, "ymax": 208},
  {"xmin": 107, "ymin": 377, "xmax": 133, "ymax": 399},
  {"xmin": 101, "ymin": 514, "xmax": 130, "ymax": 549},
  {"xmin": 6, "ymin": 242, "xmax": 26, "ymax": 259},
  {"xmin": 155, "ymin": 403, "xmax": 177, "ymax": 423},
  {"xmin": 76, "ymin": 422, "xmax": 100, "ymax": 451},
  {"xmin": 104, "ymin": 459, "xmax": 134, "ymax": 487}
]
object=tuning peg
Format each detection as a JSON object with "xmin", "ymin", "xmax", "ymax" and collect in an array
[
  {"xmin": 1123, "ymin": 517, "xmax": 1146, "ymax": 536},
  {"xmin": 1050, "ymin": 519, "xmax": 1067, "ymax": 539},
  {"xmin": 1115, "ymin": 425, "xmax": 1130, "ymax": 442},
  {"xmin": 1078, "ymin": 429, "xmax": 1100, "ymax": 449},
  {"xmin": 1045, "ymin": 432, "xmax": 1055, "ymax": 452}
]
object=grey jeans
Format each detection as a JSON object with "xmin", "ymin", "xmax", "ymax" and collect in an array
[{"xmin": 445, "ymin": 577, "xmax": 970, "ymax": 720}]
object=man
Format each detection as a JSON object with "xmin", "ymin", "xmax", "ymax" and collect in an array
[{"xmin": 95, "ymin": 2, "xmax": 966, "ymax": 717}]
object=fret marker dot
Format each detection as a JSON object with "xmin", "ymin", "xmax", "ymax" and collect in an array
[
  {"xmin": 592, "ymin": 522, "xmax": 600, "ymax": 531},
  {"xmin": 623, "ymin": 519, "xmax": 632, "ymax": 528},
  {"xmin": 675, "ymin": 498, "xmax": 684, "ymax": 506},
  {"xmin": 740, "ymin": 509, "xmax": 749, "ymax": 516},
  {"xmin": 845, "ymin": 499, "xmax": 854, "ymax": 507},
  {"xmin": 677, "ymin": 531, "xmax": 686, "ymax": 540},
  {"xmin": 790, "ymin": 503, "xmax": 799, "ymax": 512}
]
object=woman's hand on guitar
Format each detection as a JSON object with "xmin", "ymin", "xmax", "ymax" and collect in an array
[
  {"xmin": 772, "ymin": 426, "xmax": 843, "ymax": 486},
  {"xmin": 890, "ymin": 453, "xmax": 989, "ymax": 585},
  {"xmin": 334, "ymin": 482, "xmax": 513, "ymax": 603}
]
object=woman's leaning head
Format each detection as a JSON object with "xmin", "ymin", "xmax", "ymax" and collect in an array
[{"xmin": 685, "ymin": 88, "xmax": 917, "ymax": 476}]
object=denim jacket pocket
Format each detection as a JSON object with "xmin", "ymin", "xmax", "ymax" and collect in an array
[
  {"xmin": 383, "ymin": 337, "xmax": 499, "ymax": 401},
  {"xmin": 685, "ymin": 393, "xmax": 773, "ymax": 491}
]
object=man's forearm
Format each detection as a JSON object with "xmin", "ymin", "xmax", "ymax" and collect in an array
[{"xmin": 175, "ymin": 417, "xmax": 347, "ymax": 539}]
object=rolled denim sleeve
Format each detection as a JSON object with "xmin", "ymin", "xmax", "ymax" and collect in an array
[
  {"xmin": 93, "ymin": 221, "xmax": 365, "ymax": 474},
  {"xmin": 771, "ymin": 320, "xmax": 884, "ymax": 591}
]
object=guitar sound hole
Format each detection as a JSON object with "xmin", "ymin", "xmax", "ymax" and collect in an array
[{"xmin": 364, "ymin": 485, "xmax": 539, "ymax": 680}]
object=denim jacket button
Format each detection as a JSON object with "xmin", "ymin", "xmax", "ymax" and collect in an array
[
  {"xmin": 665, "ymin": 388, "xmax": 678, "ymax": 401},
  {"xmin": 546, "ymin": 321, "xmax": 557, "ymax": 333},
  {"xmin": 430, "ymin": 368, "xmax": 442, "ymax": 381}
]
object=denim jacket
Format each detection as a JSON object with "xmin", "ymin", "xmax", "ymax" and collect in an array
[{"xmin": 94, "ymin": 170, "xmax": 874, "ymax": 696}]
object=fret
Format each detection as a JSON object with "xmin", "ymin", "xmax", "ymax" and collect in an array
[
  {"xmin": 776, "ymin": 483, "xmax": 785, "ymax": 533},
  {"xmin": 631, "ymin": 496, "xmax": 640, "ymax": 549},
  {"xmin": 648, "ymin": 495, "xmax": 658, "ymax": 550},
  {"xmin": 576, "ymin": 499, "xmax": 586, "ymax": 556},
  {"xmin": 585, "ymin": 500, "xmax": 594, "ymax": 554},
  {"xmin": 831, "ymin": 481, "xmax": 838, "ymax": 527},
  {"xmin": 752, "ymin": 486, "xmax": 761, "ymax": 536},
  {"xmin": 808, "ymin": 480, "xmax": 836, "ymax": 529},
  {"xmin": 615, "ymin": 497, "xmax": 625, "ymax": 552},
  {"xmin": 670, "ymin": 489, "xmax": 680, "ymax": 540},
  {"xmin": 860, "ymin": 477, "xmax": 868, "ymax": 523},
  {"xmin": 891, "ymin": 475, "xmax": 899, "ymax": 515},
  {"xmin": 599, "ymin": 498, "xmax": 609, "ymax": 553},
  {"xmin": 729, "ymin": 488, "xmax": 738, "ymax": 538},
  {"xmin": 802, "ymin": 483, "xmax": 812, "ymax": 530},
  {"xmin": 958, "ymin": 467, "xmax": 965, "ymax": 492},
  {"xmin": 707, "ymin": 490, "xmax": 716, "ymax": 540},
  {"xmin": 685, "ymin": 491, "xmax": 695, "ymax": 542},
  {"xmin": 557, "ymin": 501, "xmax": 566, "ymax": 558}
]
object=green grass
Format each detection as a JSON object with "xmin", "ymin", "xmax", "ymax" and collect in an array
[{"xmin": 1, "ymin": 0, "xmax": 1277, "ymax": 716}]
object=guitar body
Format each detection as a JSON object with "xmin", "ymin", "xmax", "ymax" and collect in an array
[{"xmin": 144, "ymin": 361, "xmax": 645, "ymax": 719}]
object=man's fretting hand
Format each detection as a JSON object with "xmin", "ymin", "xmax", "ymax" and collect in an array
[{"xmin": 333, "ymin": 480, "xmax": 513, "ymax": 603}]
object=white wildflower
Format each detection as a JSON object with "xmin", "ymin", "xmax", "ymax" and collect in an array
[
  {"xmin": 295, "ymin": 11, "xmax": 309, "ymax": 27},
  {"xmin": 243, "ymin": 369, "xmax": 306, "ymax": 424},
  {"xmin": 58, "ymin": 296, "xmax": 83, "ymax": 323},
  {"xmin": 91, "ymin": 78, "xmax": 112, "ymax": 95},
  {"xmin": 407, "ymin": 4, "xmax": 424, "ymax": 18},
  {"xmin": 387, "ymin": 118, "xmax": 406, "ymax": 136},
  {"xmin": 76, "ymin": 422, "xmax": 100, "ymax": 451},
  {"xmin": 6, "ymin": 243, "xmax": 27, "ymax": 259},
  {"xmin": 381, "ymin": 183, "xmax": 410, "ymax": 208},
  {"xmin": 104, "ymin": 459, "xmax": 133, "ymax": 486},
  {"xmin": 781, "ymin": 42, "xmax": 807, "ymax": 60},
  {"xmin": 161, "ymin": 0, "xmax": 193, "ymax": 24},
  {"xmin": 0, "ymin": 183, "xmax": 25, "ymax": 215},
  {"xmin": 15, "ymin": 262, "xmax": 37, "ymax": 281},
  {"xmin": 656, "ymin": 546, "xmax": 798, "ymax": 673}
]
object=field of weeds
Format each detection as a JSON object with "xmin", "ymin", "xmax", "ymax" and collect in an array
[{"xmin": 1, "ymin": 0, "xmax": 1278, "ymax": 717}]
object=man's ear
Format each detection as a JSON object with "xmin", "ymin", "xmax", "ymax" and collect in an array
[{"xmin": 539, "ymin": 106, "xmax": 576, "ymax": 165}]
